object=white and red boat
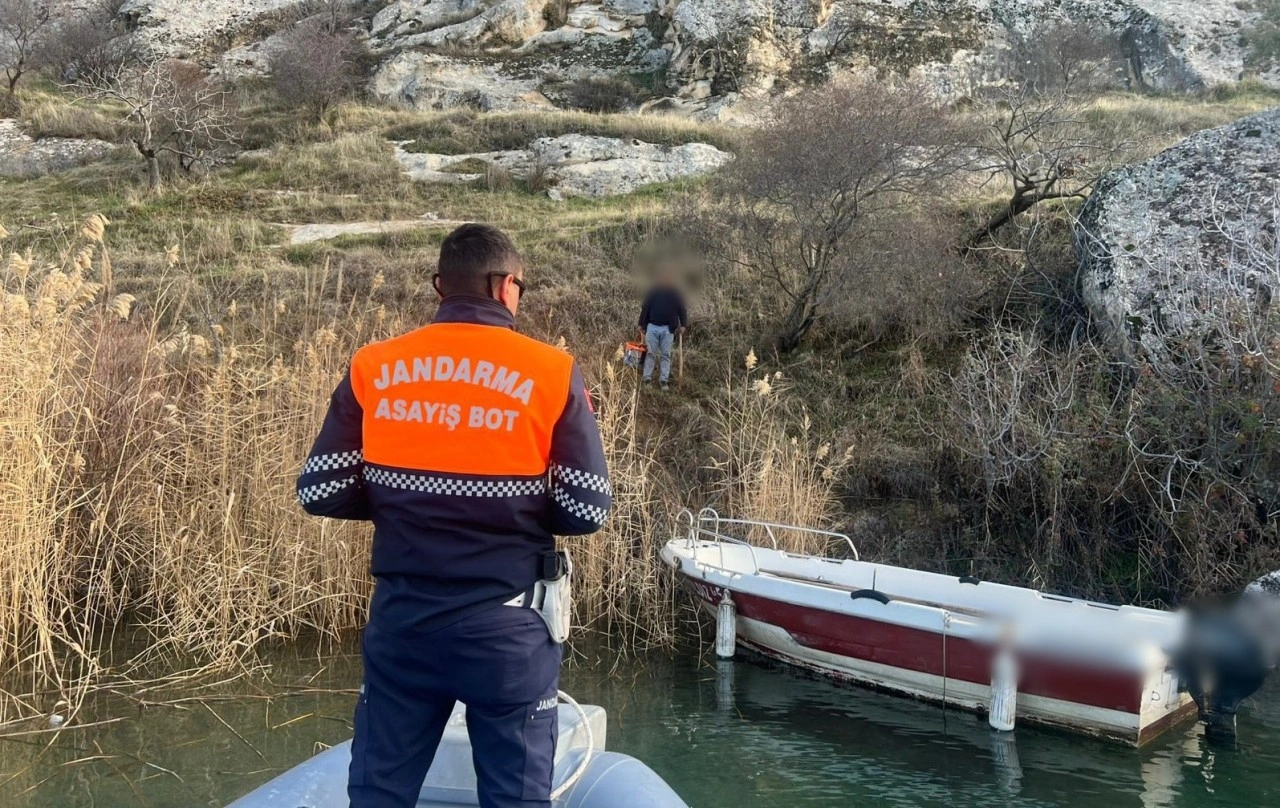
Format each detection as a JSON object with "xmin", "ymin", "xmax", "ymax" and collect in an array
[{"xmin": 661, "ymin": 509, "xmax": 1219, "ymax": 746}]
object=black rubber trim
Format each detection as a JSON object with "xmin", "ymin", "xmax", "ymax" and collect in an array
[
  {"xmin": 849, "ymin": 589, "xmax": 891, "ymax": 604},
  {"xmin": 959, "ymin": 575, "xmax": 981, "ymax": 585}
]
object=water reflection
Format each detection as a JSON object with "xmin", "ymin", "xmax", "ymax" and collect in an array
[
  {"xmin": 1, "ymin": 644, "xmax": 1277, "ymax": 807},
  {"xmin": 563, "ymin": 650, "xmax": 1280, "ymax": 808}
]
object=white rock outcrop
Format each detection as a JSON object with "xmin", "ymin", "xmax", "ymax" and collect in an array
[
  {"xmin": 81, "ymin": 0, "xmax": 1280, "ymax": 114},
  {"xmin": 118, "ymin": 0, "xmax": 314, "ymax": 56},
  {"xmin": 393, "ymin": 134, "xmax": 733, "ymax": 199},
  {"xmin": 532, "ymin": 134, "xmax": 733, "ymax": 198},
  {"xmin": 1076, "ymin": 107, "xmax": 1280, "ymax": 367},
  {"xmin": 0, "ymin": 120, "xmax": 116, "ymax": 180},
  {"xmin": 373, "ymin": 52, "xmax": 556, "ymax": 111}
]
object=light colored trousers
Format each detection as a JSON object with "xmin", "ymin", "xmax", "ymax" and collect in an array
[{"xmin": 643, "ymin": 324, "xmax": 674, "ymax": 383}]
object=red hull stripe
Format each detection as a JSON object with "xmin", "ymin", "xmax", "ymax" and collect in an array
[{"xmin": 720, "ymin": 587, "xmax": 1144, "ymax": 714}]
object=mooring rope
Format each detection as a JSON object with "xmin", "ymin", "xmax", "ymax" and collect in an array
[{"xmin": 549, "ymin": 690, "xmax": 595, "ymax": 801}]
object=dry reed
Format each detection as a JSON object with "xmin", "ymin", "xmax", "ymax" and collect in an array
[{"xmin": 0, "ymin": 216, "xmax": 847, "ymax": 731}]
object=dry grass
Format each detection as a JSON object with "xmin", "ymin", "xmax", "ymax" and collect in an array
[
  {"xmin": 1080, "ymin": 88, "xmax": 1280, "ymax": 155},
  {"xmin": 0, "ymin": 217, "xmax": 375, "ymax": 725},
  {"xmin": 15, "ymin": 86, "xmax": 126, "ymax": 142},
  {"xmin": 701, "ymin": 351, "xmax": 854, "ymax": 555},
  {"xmin": 3, "ymin": 85, "xmax": 1271, "ymax": 733},
  {"xmin": 0, "ymin": 212, "xmax": 849, "ymax": 729}
]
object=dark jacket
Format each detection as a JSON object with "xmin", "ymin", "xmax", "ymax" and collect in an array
[
  {"xmin": 638, "ymin": 287, "xmax": 688, "ymax": 332},
  {"xmin": 296, "ymin": 295, "xmax": 611, "ymax": 631}
]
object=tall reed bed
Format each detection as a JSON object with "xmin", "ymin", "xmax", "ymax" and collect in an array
[
  {"xmin": 0, "ymin": 215, "xmax": 849, "ymax": 728},
  {"xmin": 703, "ymin": 350, "xmax": 855, "ymax": 555}
]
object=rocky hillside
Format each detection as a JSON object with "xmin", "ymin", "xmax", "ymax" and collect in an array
[{"xmin": 96, "ymin": 0, "xmax": 1279, "ymax": 121}]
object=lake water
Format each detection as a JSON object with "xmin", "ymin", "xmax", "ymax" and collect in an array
[{"xmin": 2, "ymin": 643, "xmax": 1278, "ymax": 807}]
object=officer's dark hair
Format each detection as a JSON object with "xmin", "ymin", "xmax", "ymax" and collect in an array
[{"xmin": 436, "ymin": 223, "xmax": 523, "ymax": 297}]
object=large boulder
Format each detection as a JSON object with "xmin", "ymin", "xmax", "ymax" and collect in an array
[
  {"xmin": 0, "ymin": 120, "xmax": 116, "ymax": 179},
  {"xmin": 663, "ymin": 0, "xmax": 1273, "ymax": 102},
  {"xmin": 1076, "ymin": 107, "xmax": 1280, "ymax": 366}
]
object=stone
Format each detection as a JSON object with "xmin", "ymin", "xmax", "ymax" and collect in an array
[
  {"xmin": 99, "ymin": 0, "xmax": 1280, "ymax": 112},
  {"xmin": 392, "ymin": 133, "xmax": 733, "ymax": 199},
  {"xmin": 484, "ymin": 0, "xmax": 549, "ymax": 44},
  {"xmin": 369, "ymin": 0, "xmax": 545, "ymax": 50},
  {"xmin": 118, "ymin": 0, "xmax": 312, "ymax": 57},
  {"xmin": 602, "ymin": 0, "xmax": 658, "ymax": 15},
  {"xmin": 370, "ymin": 0, "xmax": 489, "ymax": 49},
  {"xmin": 372, "ymin": 52, "xmax": 555, "ymax": 111},
  {"xmin": 392, "ymin": 145, "xmax": 531, "ymax": 183},
  {"xmin": 0, "ymin": 119, "xmax": 116, "ymax": 180},
  {"xmin": 1076, "ymin": 108, "xmax": 1280, "ymax": 367}
]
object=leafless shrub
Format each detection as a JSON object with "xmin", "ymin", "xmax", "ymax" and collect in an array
[
  {"xmin": 484, "ymin": 162, "xmax": 512, "ymax": 192},
  {"xmin": 44, "ymin": 0, "xmax": 139, "ymax": 87},
  {"xmin": 271, "ymin": 5, "xmax": 370, "ymax": 121},
  {"xmin": 717, "ymin": 78, "xmax": 970, "ymax": 351},
  {"xmin": 78, "ymin": 59, "xmax": 238, "ymax": 191},
  {"xmin": 1005, "ymin": 19, "xmax": 1127, "ymax": 96},
  {"xmin": 0, "ymin": 0, "xmax": 52, "ymax": 105},
  {"xmin": 833, "ymin": 212, "xmax": 982, "ymax": 349},
  {"xmin": 1247, "ymin": 0, "xmax": 1280, "ymax": 69},
  {"xmin": 561, "ymin": 76, "xmax": 642, "ymax": 113},
  {"xmin": 525, "ymin": 158, "xmax": 554, "ymax": 195},
  {"xmin": 964, "ymin": 87, "xmax": 1137, "ymax": 251},
  {"xmin": 938, "ymin": 192, "xmax": 1280, "ymax": 601}
]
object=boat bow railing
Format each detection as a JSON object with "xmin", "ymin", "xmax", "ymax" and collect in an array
[{"xmin": 675, "ymin": 507, "xmax": 858, "ymax": 576}]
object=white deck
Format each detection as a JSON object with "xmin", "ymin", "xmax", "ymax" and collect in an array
[{"xmin": 662, "ymin": 510, "xmax": 1197, "ymax": 744}]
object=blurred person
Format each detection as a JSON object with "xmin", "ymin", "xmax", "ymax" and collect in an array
[
  {"xmin": 296, "ymin": 223, "xmax": 612, "ymax": 808},
  {"xmin": 636, "ymin": 271, "xmax": 688, "ymax": 389}
]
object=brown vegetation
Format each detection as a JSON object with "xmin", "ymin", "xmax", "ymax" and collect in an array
[
  {"xmin": 714, "ymin": 79, "xmax": 970, "ymax": 352},
  {"xmin": 271, "ymin": 1, "xmax": 372, "ymax": 121},
  {"xmin": 0, "ymin": 0, "xmax": 51, "ymax": 109},
  {"xmin": 1, "ymin": 39, "xmax": 1278, "ymax": 739}
]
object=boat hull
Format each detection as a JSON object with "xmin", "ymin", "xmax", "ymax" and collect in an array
[{"xmin": 667, "ymin": 543, "xmax": 1197, "ymax": 746}]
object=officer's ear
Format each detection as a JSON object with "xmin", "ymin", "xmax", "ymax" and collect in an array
[{"xmin": 431, "ymin": 273, "xmax": 444, "ymax": 301}]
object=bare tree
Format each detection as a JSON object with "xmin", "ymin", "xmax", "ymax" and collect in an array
[
  {"xmin": 718, "ymin": 79, "xmax": 969, "ymax": 351},
  {"xmin": 1005, "ymin": 19, "xmax": 1125, "ymax": 96},
  {"xmin": 963, "ymin": 87, "xmax": 1134, "ymax": 252},
  {"xmin": 80, "ymin": 60, "xmax": 238, "ymax": 191},
  {"xmin": 271, "ymin": 4, "xmax": 370, "ymax": 120},
  {"xmin": 0, "ymin": 0, "xmax": 51, "ymax": 105}
]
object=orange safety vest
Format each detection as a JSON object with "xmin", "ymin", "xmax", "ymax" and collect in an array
[{"xmin": 350, "ymin": 322, "xmax": 573, "ymax": 477}]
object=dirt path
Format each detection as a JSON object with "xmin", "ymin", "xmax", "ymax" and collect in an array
[{"xmin": 282, "ymin": 217, "xmax": 467, "ymax": 246}]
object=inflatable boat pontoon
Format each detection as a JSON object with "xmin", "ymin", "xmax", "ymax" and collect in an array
[{"xmin": 228, "ymin": 698, "xmax": 687, "ymax": 808}]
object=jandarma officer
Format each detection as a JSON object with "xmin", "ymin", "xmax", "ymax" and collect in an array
[{"xmin": 296, "ymin": 223, "xmax": 612, "ymax": 808}]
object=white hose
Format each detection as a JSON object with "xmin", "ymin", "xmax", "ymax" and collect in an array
[{"xmin": 549, "ymin": 690, "xmax": 595, "ymax": 802}]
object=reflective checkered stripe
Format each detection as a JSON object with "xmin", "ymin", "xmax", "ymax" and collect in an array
[
  {"xmin": 552, "ymin": 463, "xmax": 611, "ymax": 495},
  {"xmin": 299, "ymin": 475, "xmax": 358, "ymax": 505},
  {"xmin": 551, "ymin": 484, "xmax": 609, "ymax": 527},
  {"xmin": 364, "ymin": 466, "xmax": 547, "ymax": 498},
  {"xmin": 302, "ymin": 449, "xmax": 363, "ymax": 475}
]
